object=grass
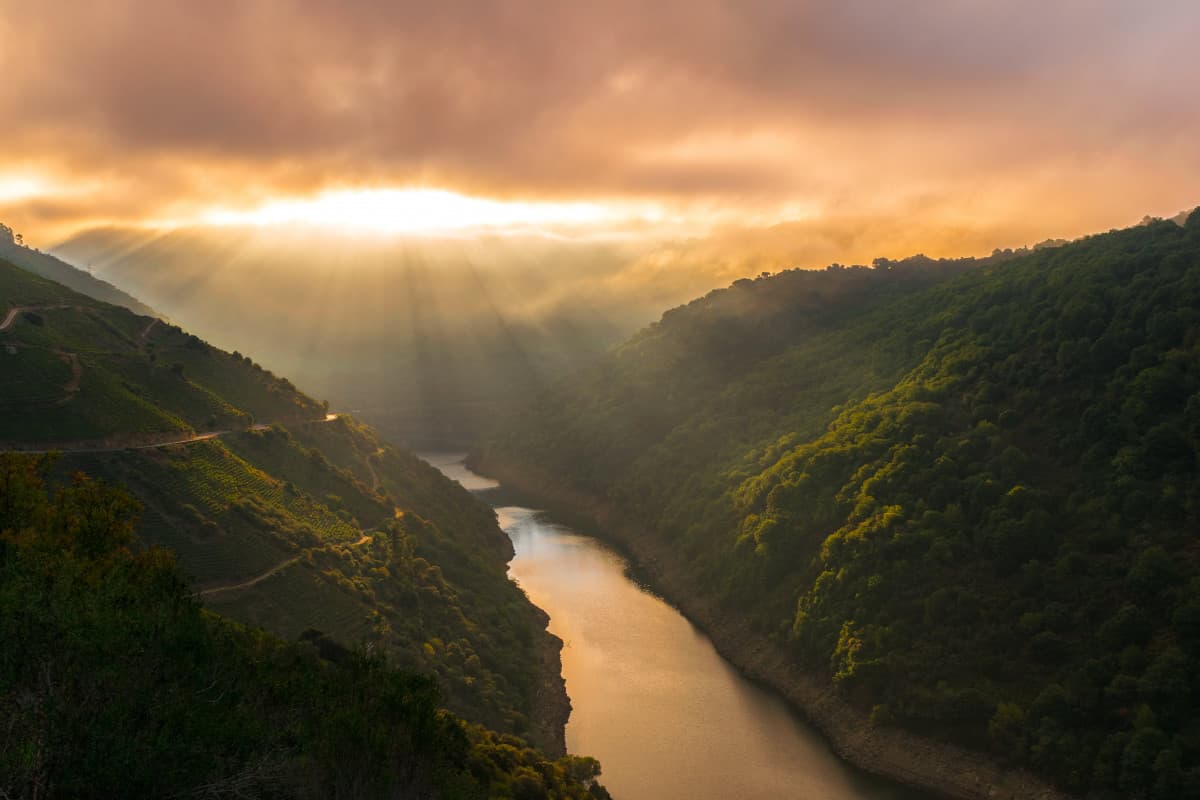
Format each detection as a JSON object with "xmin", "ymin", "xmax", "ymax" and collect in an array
[
  {"xmin": 222, "ymin": 426, "xmax": 391, "ymax": 526},
  {"xmin": 0, "ymin": 258, "xmax": 325, "ymax": 442},
  {"xmin": 4, "ymin": 255, "xmax": 563, "ymax": 748},
  {"xmin": 0, "ymin": 347, "xmax": 71, "ymax": 404},
  {"xmin": 0, "ymin": 262, "xmax": 80, "ymax": 306},
  {"xmin": 202, "ymin": 560, "xmax": 376, "ymax": 642}
]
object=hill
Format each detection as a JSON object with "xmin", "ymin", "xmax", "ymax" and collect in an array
[
  {"xmin": 0, "ymin": 257, "xmax": 321, "ymax": 445},
  {"xmin": 0, "ymin": 258, "xmax": 585, "ymax": 763},
  {"xmin": 476, "ymin": 212, "xmax": 1200, "ymax": 798},
  {"xmin": 1, "ymin": 455, "xmax": 607, "ymax": 799},
  {"xmin": 49, "ymin": 226, "xmax": 665, "ymax": 447},
  {"xmin": 0, "ymin": 222, "xmax": 157, "ymax": 317}
]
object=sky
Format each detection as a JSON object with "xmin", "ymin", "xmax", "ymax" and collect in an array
[{"xmin": 1, "ymin": 0, "xmax": 1199, "ymax": 265}]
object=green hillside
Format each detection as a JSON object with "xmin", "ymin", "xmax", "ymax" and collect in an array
[
  {"xmin": 0, "ymin": 258, "xmax": 321, "ymax": 443},
  {"xmin": 479, "ymin": 213, "xmax": 1200, "ymax": 798},
  {"xmin": 0, "ymin": 222, "xmax": 157, "ymax": 317},
  {"xmin": 1, "ymin": 455, "xmax": 606, "ymax": 799},
  {"xmin": 0, "ymin": 258, "xmax": 588, "ymax": 774},
  {"xmin": 61, "ymin": 422, "xmax": 562, "ymax": 743}
]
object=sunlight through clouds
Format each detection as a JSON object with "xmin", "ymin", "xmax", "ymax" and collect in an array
[
  {"xmin": 0, "ymin": 173, "xmax": 55, "ymax": 203},
  {"xmin": 195, "ymin": 188, "xmax": 662, "ymax": 236}
]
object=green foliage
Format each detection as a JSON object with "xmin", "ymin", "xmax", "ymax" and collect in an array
[
  {"xmin": 484, "ymin": 220, "xmax": 1200, "ymax": 797},
  {"xmin": 57, "ymin": 420, "xmax": 558, "ymax": 748},
  {"xmin": 1, "ymin": 255, "xmax": 577, "ymax": 754},
  {"xmin": 0, "ymin": 258, "xmax": 321, "ymax": 443},
  {"xmin": 0, "ymin": 455, "xmax": 607, "ymax": 799},
  {"xmin": 0, "ymin": 258, "xmax": 593, "ymax": 776}
]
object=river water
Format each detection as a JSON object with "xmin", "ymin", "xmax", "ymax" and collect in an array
[{"xmin": 421, "ymin": 452, "xmax": 926, "ymax": 800}]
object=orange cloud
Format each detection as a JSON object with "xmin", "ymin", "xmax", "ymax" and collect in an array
[{"xmin": 0, "ymin": 1, "xmax": 1197, "ymax": 248}]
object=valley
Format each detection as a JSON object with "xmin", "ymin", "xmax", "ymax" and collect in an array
[
  {"xmin": 4, "ymin": 5, "xmax": 1199, "ymax": 798},
  {"xmin": 0, "ymin": 256, "xmax": 607, "ymax": 798},
  {"xmin": 424, "ymin": 453, "xmax": 926, "ymax": 800},
  {"xmin": 476, "ymin": 215, "xmax": 1200, "ymax": 799},
  {"xmin": 5, "ymin": 212, "xmax": 1199, "ymax": 799}
]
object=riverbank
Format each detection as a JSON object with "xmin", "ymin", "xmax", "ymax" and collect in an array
[
  {"xmin": 524, "ymin": 600, "xmax": 571, "ymax": 758},
  {"xmin": 469, "ymin": 453, "xmax": 1074, "ymax": 800},
  {"xmin": 476, "ymin": 488, "xmax": 571, "ymax": 759}
]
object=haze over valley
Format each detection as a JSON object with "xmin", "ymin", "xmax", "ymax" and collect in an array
[{"xmin": 3, "ymin": 3, "xmax": 1200, "ymax": 799}]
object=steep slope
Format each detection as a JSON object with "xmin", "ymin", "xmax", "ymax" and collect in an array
[
  {"xmin": 478, "ymin": 213, "xmax": 1200, "ymax": 798},
  {"xmin": 0, "ymin": 222, "xmax": 157, "ymax": 317},
  {"xmin": 0, "ymin": 259, "xmax": 320, "ymax": 444},
  {"xmin": 51, "ymin": 226, "xmax": 646, "ymax": 446},
  {"xmin": 0, "ymin": 455, "xmax": 607, "ymax": 799},
  {"xmin": 0, "ymin": 258, "xmax": 576, "ymax": 755}
]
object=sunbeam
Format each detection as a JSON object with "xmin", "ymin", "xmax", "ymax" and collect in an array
[{"xmin": 194, "ymin": 188, "xmax": 655, "ymax": 237}]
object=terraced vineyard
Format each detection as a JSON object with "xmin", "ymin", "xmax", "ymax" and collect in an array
[
  {"xmin": 61, "ymin": 425, "xmax": 556, "ymax": 745},
  {"xmin": 221, "ymin": 425, "xmax": 392, "ymax": 526},
  {"xmin": 2, "ymin": 256, "xmax": 569, "ymax": 754}
]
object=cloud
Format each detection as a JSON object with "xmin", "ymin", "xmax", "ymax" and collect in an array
[{"xmin": 1, "ymin": 0, "xmax": 1198, "ymax": 244}]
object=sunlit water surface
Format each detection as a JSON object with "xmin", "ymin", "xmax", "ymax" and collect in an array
[{"xmin": 420, "ymin": 452, "xmax": 925, "ymax": 800}]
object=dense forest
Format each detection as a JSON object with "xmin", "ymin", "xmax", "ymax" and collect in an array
[
  {"xmin": 0, "ymin": 257, "xmax": 604, "ymax": 796},
  {"xmin": 0, "ymin": 455, "xmax": 607, "ymax": 799},
  {"xmin": 479, "ymin": 212, "xmax": 1200, "ymax": 798}
]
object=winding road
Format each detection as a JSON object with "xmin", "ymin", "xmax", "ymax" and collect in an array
[
  {"xmin": 0, "ymin": 414, "xmax": 340, "ymax": 455},
  {"xmin": 194, "ymin": 532, "xmax": 373, "ymax": 597},
  {"xmin": 0, "ymin": 410, "xmax": 375, "ymax": 601},
  {"xmin": 196, "ymin": 555, "xmax": 305, "ymax": 597},
  {"xmin": 3, "ymin": 304, "xmax": 376, "ymax": 603}
]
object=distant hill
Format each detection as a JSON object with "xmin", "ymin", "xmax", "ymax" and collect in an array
[
  {"xmin": 478, "ymin": 211, "xmax": 1200, "ymax": 798},
  {"xmin": 0, "ymin": 221, "xmax": 157, "ymax": 317},
  {"xmin": 50, "ymin": 226, "xmax": 661, "ymax": 446},
  {"xmin": 0, "ymin": 257, "xmax": 587, "ymax": 762}
]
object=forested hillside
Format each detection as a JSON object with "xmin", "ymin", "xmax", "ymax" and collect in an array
[
  {"xmin": 478, "ymin": 212, "xmax": 1200, "ymax": 798},
  {"xmin": 0, "ymin": 257, "xmax": 599, "ymax": 793},
  {"xmin": 0, "ymin": 455, "xmax": 606, "ymax": 799}
]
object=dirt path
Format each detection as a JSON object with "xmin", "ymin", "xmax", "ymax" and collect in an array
[
  {"xmin": 195, "ymin": 555, "xmax": 303, "ymax": 597},
  {"xmin": 366, "ymin": 449, "xmax": 384, "ymax": 492},
  {"xmin": 2, "ymin": 430, "xmax": 226, "ymax": 454},
  {"xmin": 0, "ymin": 415, "xmax": 340, "ymax": 454},
  {"xmin": 138, "ymin": 317, "xmax": 159, "ymax": 343},
  {"xmin": 0, "ymin": 304, "xmax": 78, "ymax": 331},
  {"xmin": 195, "ymin": 532, "xmax": 372, "ymax": 598}
]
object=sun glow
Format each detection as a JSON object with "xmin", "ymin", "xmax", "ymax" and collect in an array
[
  {"xmin": 196, "ymin": 188, "xmax": 647, "ymax": 236},
  {"xmin": 0, "ymin": 173, "xmax": 54, "ymax": 203}
]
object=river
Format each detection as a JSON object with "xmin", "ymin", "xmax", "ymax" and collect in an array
[{"xmin": 421, "ymin": 452, "xmax": 926, "ymax": 800}]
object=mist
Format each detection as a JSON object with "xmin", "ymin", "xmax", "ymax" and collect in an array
[{"xmin": 51, "ymin": 226, "xmax": 705, "ymax": 443}]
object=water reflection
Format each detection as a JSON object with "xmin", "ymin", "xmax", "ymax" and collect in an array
[{"xmin": 419, "ymin": 451, "xmax": 500, "ymax": 492}]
